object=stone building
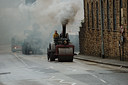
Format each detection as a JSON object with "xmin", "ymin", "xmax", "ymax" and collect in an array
[{"xmin": 79, "ymin": 0, "xmax": 128, "ymax": 61}]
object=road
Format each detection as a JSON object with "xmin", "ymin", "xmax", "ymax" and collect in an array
[{"xmin": 0, "ymin": 46, "xmax": 128, "ymax": 85}]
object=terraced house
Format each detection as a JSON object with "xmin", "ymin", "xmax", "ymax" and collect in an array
[{"xmin": 79, "ymin": 0, "xmax": 128, "ymax": 61}]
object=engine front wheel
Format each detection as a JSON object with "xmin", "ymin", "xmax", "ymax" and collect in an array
[
  {"xmin": 58, "ymin": 56, "xmax": 73, "ymax": 62},
  {"xmin": 49, "ymin": 52, "xmax": 55, "ymax": 61}
]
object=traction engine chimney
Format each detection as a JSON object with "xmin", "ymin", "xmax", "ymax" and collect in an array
[{"xmin": 62, "ymin": 24, "xmax": 66, "ymax": 38}]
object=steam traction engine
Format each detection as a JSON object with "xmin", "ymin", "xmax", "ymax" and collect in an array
[{"xmin": 47, "ymin": 24, "xmax": 74, "ymax": 62}]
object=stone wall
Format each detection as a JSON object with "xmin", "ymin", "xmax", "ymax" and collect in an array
[{"xmin": 80, "ymin": 0, "xmax": 128, "ymax": 60}]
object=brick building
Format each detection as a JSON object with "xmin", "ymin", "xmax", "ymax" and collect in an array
[{"xmin": 79, "ymin": 0, "xmax": 128, "ymax": 61}]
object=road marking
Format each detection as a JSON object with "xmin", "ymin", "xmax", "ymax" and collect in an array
[
  {"xmin": 92, "ymin": 74, "xmax": 98, "ymax": 78},
  {"xmin": 91, "ymin": 74, "xmax": 107, "ymax": 84},
  {"xmin": 13, "ymin": 53, "xmax": 29, "ymax": 68},
  {"xmin": 49, "ymin": 76, "xmax": 76, "ymax": 85},
  {"xmin": 46, "ymin": 66, "xmax": 54, "ymax": 69},
  {"xmin": 49, "ymin": 76, "xmax": 55, "ymax": 79},
  {"xmin": 100, "ymin": 79, "xmax": 107, "ymax": 83},
  {"xmin": 72, "ymin": 69, "xmax": 77, "ymax": 72},
  {"xmin": 0, "ymin": 72, "xmax": 11, "ymax": 75}
]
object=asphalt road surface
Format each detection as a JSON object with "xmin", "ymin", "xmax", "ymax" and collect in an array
[{"xmin": 0, "ymin": 45, "xmax": 128, "ymax": 85}]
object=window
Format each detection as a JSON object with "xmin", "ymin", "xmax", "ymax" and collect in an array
[
  {"xmin": 107, "ymin": 0, "xmax": 110, "ymax": 30},
  {"xmin": 113, "ymin": 0, "xmax": 116, "ymax": 30},
  {"xmin": 127, "ymin": 0, "xmax": 128, "ymax": 30},
  {"xmin": 120, "ymin": 0, "xmax": 123, "ymax": 26},
  {"xmin": 92, "ymin": 2, "xmax": 94, "ymax": 29},
  {"xmin": 96, "ymin": 1, "xmax": 99, "ymax": 29},
  {"xmin": 87, "ymin": 3, "xmax": 90, "ymax": 28},
  {"xmin": 101, "ymin": 0, "xmax": 104, "ymax": 30}
]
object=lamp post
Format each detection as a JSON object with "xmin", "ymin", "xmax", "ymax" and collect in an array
[{"xmin": 100, "ymin": 0, "xmax": 105, "ymax": 58}]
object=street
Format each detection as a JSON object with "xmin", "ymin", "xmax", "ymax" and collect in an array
[
  {"xmin": 1, "ymin": 0, "xmax": 128, "ymax": 85},
  {"xmin": 0, "ymin": 46, "xmax": 128, "ymax": 85}
]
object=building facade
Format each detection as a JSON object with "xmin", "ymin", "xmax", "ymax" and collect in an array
[{"xmin": 79, "ymin": 0, "xmax": 128, "ymax": 61}]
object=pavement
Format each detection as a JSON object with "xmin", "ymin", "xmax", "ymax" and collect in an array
[{"xmin": 75, "ymin": 54, "xmax": 128, "ymax": 68}]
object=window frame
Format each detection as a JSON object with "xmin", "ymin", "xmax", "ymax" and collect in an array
[
  {"xmin": 91, "ymin": 2, "xmax": 94, "ymax": 29},
  {"xmin": 107, "ymin": 0, "xmax": 110, "ymax": 30},
  {"xmin": 96, "ymin": 1, "xmax": 99, "ymax": 29},
  {"xmin": 113, "ymin": 0, "xmax": 116, "ymax": 31},
  {"xmin": 101, "ymin": 0, "xmax": 104, "ymax": 30},
  {"xmin": 87, "ymin": 3, "xmax": 90, "ymax": 28},
  {"xmin": 120, "ymin": 0, "xmax": 123, "ymax": 26}
]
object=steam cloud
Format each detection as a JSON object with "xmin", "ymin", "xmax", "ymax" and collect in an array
[
  {"xmin": 0, "ymin": 0, "xmax": 83, "ymax": 52},
  {"xmin": 19, "ymin": 0, "xmax": 81, "ymax": 25}
]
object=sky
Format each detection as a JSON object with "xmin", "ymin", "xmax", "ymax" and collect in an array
[{"xmin": 0, "ymin": 0, "xmax": 84, "ymax": 45}]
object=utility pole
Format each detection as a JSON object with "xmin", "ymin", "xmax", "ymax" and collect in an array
[{"xmin": 100, "ymin": 0, "xmax": 105, "ymax": 58}]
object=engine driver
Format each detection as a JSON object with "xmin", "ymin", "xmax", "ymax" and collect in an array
[{"xmin": 53, "ymin": 30, "xmax": 59, "ymax": 39}]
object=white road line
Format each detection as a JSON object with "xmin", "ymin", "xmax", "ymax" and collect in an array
[
  {"xmin": 46, "ymin": 66, "xmax": 54, "ymax": 69},
  {"xmin": 72, "ymin": 69, "xmax": 77, "ymax": 71},
  {"xmin": 49, "ymin": 76, "xmax": 76, "ymax": 85},
  {"xmin": 91, "ymin": 74, "xmax": 107, "ymax": 84},
  {"xmin": 72, "ymin": 83, "xmax": 77, "ymax": 85},
  {"xmin": 49, "ymin": 76, "xmax": 55, "ymax": 79},
  {"xmin": 92, "ymin": 74, "xmax": 98, "ymax": 78},
  {"xmin": 13, "ymin": 53, "xmax": 29, "ymax": 68},
  {"xmin": 100, "ymin": 79, "xmax": 107, "ymax": 83}
]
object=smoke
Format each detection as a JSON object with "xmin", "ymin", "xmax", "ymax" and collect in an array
[
  {"xmin": 0, "ymin": 0, "xmax": 83, "ymax": 53},
  {"xmin": 43, "ymin": 0, "xmax": 80, "ymax": 25},
  {"xmin": 55, "ymin": 1, "xmax": 80, "ymax": 25},
  {"xmin": 0, "ymin": 0, "xmax": 28, "ymax": 44},
  {"xmin": 19, "ymin": 0, "xmax": 82, "ymax": 25}
]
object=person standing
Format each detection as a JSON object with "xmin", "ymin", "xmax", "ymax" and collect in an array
[{"xmin": 53, "ymin": 30, "xmax": 59, "ymax": 39}]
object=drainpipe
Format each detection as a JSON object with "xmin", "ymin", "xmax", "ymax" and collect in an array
[{"xmin": 100, "ymin": 0, "xmax": 105, "ymax": 58}]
